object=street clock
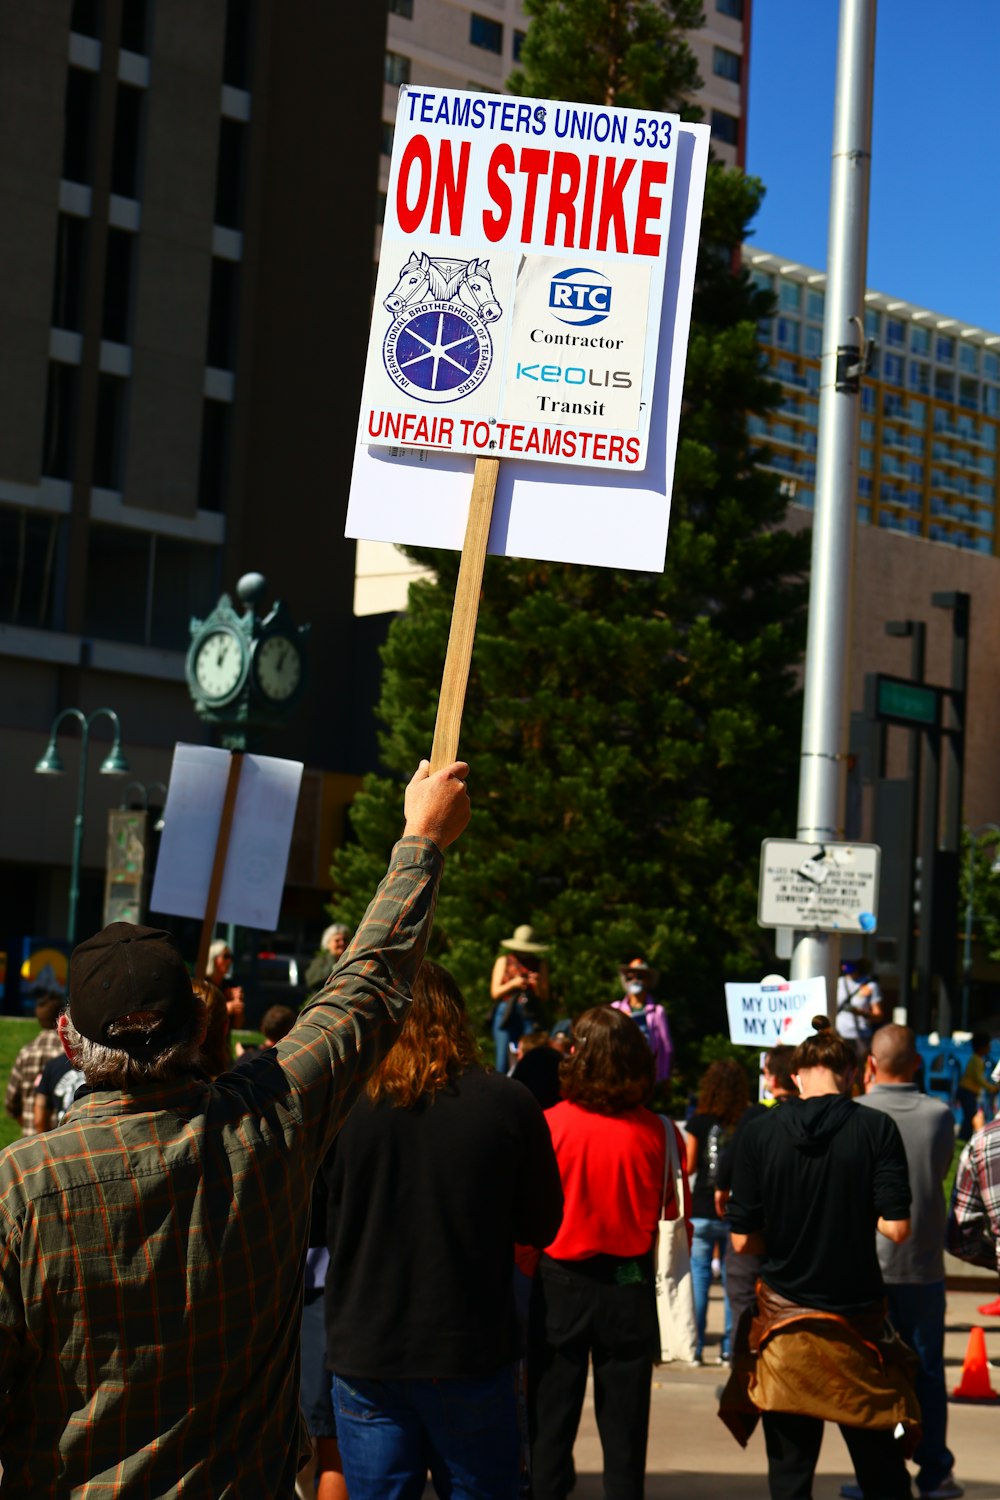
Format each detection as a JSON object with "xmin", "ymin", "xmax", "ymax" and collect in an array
[{"xmin": 186, "ymin": 574, "xmax": 310, "ymax": 750}]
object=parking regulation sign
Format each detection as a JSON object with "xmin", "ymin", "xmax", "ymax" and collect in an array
[{"xmin": 757, "ymin": 839, "xmax": 881, "ymax": 934}]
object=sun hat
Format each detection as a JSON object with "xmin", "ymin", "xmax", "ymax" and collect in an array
[
  {"xmin": 619, "ymin": 956, "xmax": 659, "ymax": 988},
  {"xmin": 500, "ymin": 924, "xmax": 549, "ymax": 954},
  {"xmin": 69, "ymin": 922, "xmax": 198, "ymax": 1053}
]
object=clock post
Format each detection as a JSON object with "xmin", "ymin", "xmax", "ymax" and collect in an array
[{"xmin": 186, "ymin": 572, "xmax": 310, "ymax": 752}]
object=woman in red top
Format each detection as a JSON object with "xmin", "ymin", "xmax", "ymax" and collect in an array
[{"xmin": 528, "ymin": 1006, "xmax": 690, "ymax": 1500}]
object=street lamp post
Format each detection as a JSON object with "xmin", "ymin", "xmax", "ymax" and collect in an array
[
  {"xmin": 35, "ymin": 708, "xmax": 130, "ymax": 946},
  {"xmin": 120, "ymin": 780, "xmax": 168, "ymax": 833},
  {"xmin": 961, "ymin": 821, "xmax": 1000, "ymax": 1032}
]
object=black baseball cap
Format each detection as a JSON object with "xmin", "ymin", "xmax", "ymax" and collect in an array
[{"xmin": 69, "ymin": 923, "xmax": 198, "ymax": 1053}]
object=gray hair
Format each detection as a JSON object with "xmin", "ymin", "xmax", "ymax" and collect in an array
[
  {"xmin": 62, "ymin": 1002, "xmax": 205, "ymax": 1090},
  {"xmin": 321, "ymin": 923, "xmax": 350, "ymax": 950}
]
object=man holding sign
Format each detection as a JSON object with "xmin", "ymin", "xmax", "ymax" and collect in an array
[{"xmin": 0, "ymin": 760, "xmax": 470, "ymax": 1497}]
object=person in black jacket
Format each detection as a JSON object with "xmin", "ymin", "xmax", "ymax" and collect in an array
[{"xmin": 323, "ymin": 959, "xmax": 563, "ymax": 1500}]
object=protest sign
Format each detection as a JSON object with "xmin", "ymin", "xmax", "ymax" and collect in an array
[
  {"xmin": 360, "ymin": 87, "xmax": 681, "ymax": 472},
  {"xmin": 724, "ymin": 974, "xmax": 829, "ymax": 1047},
  {"xmin": 149, "ymin": 744, "xmax": 303, "ymax": 970},
  {"xmin": 348, "ymin": 119, "xmax": 709, "ymax": 571}
]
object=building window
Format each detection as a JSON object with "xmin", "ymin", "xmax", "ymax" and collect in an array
[
  {"xmin": 905, "ymin": 399, "xmax": 925, "ymax": 428},
  {"xmin": 42, "ymin": 362, "xmax": 79, "ymax": 480},
  {"xmin": 51, "ymin": 214, "xmax": 89, "ymax": 332},
  {"xmin": 389, "ymin": 0, "xmax": 414, "ymax": 14},
  {"xmin": 860, "ymin": 448, "xmax": 873, "ymax": 471},
  {"xmin": 716, "ymin": 0, "xmax": 743, "ymax": 16},
  {"xmin": 92, "ymin": 374, "xmax": 127, "ymax": 490},
  {"xmin": 885, "ymin": 318, "xmax": 905, "ymax": 348},
  {"xmin": 513, "ymin": 28, "xmax": 526, "ymax": 61},
  {"xmin": 776, "ymin": 318, "xmax": 799, "ymax": 353},
  {"xmin": 381, "ymin": 120, "xmax": 395, "ymax": 157},
  {"xmin": 908, "ymin": 361, "xmax": 929, "ymax": 394},
  {"xmin": 805, "ymin": 288, "xmax": 824, "ymax": 322},
  {"xmin": 384, "ymin": 51, "xmax": 411, "ymax": 86},
  {"xmin": 710, "ymin": 110, "xmax": 739, "ymax": 147},
  {"xmin": 63, "ymin": 68, "xmax": 98, "ymax": 185},
  {"xmin": 70, "ymin": 0, "xmax": 102, "ymax": 38},
  {"xmin": 910, "ymin": 325, "xmax": 930, "ymax": 356},
  {"xmin": 111, "ymin": 83, "xmax": 145, "ymax": 198},
  {"xmin": 982, "ymin": 351, "xmax": 1000, "ymax": 382},
  {"xmin": 206, "ymin": 258, "xmax": 240, "ymax": 370},
  {"xmin": 803, "ymin": 326, "xmax": 822, "ymax": 358},
  {"xmin": 959, "ymin": 343, "xmax": 979, "ymax": 375},
  {"xmin": 861, "ymin": 385, "xmax": 875, "ymax": 413},
  {"xmin": 120, "ymin": 0, "xmax": 149, "ymax": 54},
  {"xmin": 470, "ymin": 13, "xmax": 503, "ymax": 51},
  {"xmin": 223, "ymin": 0, "xmax": 255, "ymax": 89},
  {"xmin": 778, "ymin": 281, "xmax": 800, "ymax": 313},
  {"xmin": 101, "ymin": 228, "xmax": 135, "ymax": 343},
  {"xmin": 0, "ymin": 506, "xmax": 63, "ymax": 628},
  {"xmin": 713, "ymin": 46, "xmax": 741, "ymax": 82},
  {"xmin": 882, "ymin": 353, "xmax": 904, "ymax": 386},
  {"xmin": 935, "ymin": 334, "xmax": 955, "ymax": 363},
  {"xmin": 198, "ymin": 399, "xmax": 231, "ymax": 511},
  {"xmin": 150, "ymin": 537, "xmax": 220, "ymax": 649},
  {"xmin": 959, "ymin": 377, "xmax": 978, "ymax": 413},
  {"xmin": 984, "ymin": 387, "xmax": 1000, "ymax": 417},
  {"xmin": 934, "ymin": 370, "xmax": 954, "ymax": 402},
  {"xmin": 84, "ymin": 528, "xmax": 219, "ymax": 650},
  {"xmin": 215, "ymin": 118, "xmax": 247, "ymax": 229}
]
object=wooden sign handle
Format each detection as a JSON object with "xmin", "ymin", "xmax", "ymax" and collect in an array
[
  {"xmin": 195, "ymin": 751, "xmax": 244, "ymax": 981},
  {"xmin": 430, "ymin": 456, "xmax": 500, "ymax": 772}
]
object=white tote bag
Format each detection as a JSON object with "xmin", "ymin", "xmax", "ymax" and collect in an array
[{"xmin": 654, "ymin": 1116, "xmax": 698, "ymax": 1364}]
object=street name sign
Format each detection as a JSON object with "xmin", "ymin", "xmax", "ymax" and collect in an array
[{"xmin": 757, "ymin": 838, "xmax": 881, "ymax": 934}]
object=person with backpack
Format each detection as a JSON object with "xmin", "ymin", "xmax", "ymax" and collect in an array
[{"xmin": 685, "ymin": 1058, "xmax": 750, "ymax": 1363}]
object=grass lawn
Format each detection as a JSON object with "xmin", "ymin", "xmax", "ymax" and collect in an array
[
  {"xmin": 0, "ymin": 1018, "xmax": 42, "ymax": 1152},
  {"xmin": 0, "ymin": 1020, "xmax": 264, "ymax": 1154}
]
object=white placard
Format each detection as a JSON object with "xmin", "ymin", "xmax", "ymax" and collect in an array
[
  {"xmin": 347, "ymin": 121, "xmax": 709, "ymax": 572},
  {"xmin": 724, "ymin": 975, "xmax": 829, "ymax": 1047},
  {"xmin": 149, "ymin": 744, "xmax": 304, "ymax": 932},
  {"xmin": 360, "ymin": 86, "xmax": 681, "ymax": 471},
  {"xmin": 757, "ymin": 839, "xmax": 881, "ymax": 933}
]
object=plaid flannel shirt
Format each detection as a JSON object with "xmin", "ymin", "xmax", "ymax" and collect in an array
[
  {"xmin": 4, "ymin": 1029, "xmax": 65, "ymax": 1136},
  {"xmin": 0, "ymin": 836, "xmax": 441, "ymax": 1497},
  {"xmin": 947, "ymin": 1115, "xmax": 1000, "ymax": 1275}
]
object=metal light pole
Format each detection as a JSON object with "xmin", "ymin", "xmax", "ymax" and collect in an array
[
  {"xmin": 120, "ymin": 780, "xmax": 168, "ymax": 832},
  {"xmin": 35, "ymin": 708, "xmax": 130, "ymax": 946},
  {"xmin": 790, "ymin": 0, "xmax": 877, "ymax": 1008},
  {"xmin": 961, "ymin": 822, "xmax": 1000, "ymax": 1032}
]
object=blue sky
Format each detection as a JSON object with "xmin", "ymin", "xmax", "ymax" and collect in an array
[{"xmin": 744, "ymin": 0, "xmax": 1000, "ymax": 333}]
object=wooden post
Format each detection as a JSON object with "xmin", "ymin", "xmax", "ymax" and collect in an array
[
  {"xmin": 430, "ymin": 456, "xmax": 500, "ymax": 771},
  {"xmin": 195, "ymin": 751, "xmax": 244, "ymax": 981}
]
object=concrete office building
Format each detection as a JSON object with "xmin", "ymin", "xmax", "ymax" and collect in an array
[{"xmin": 0, "ymin": 0, "xmax": 384, "ymax": 976}]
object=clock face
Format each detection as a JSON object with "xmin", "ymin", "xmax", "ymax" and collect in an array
[
  {"xmin": 255, "ymin": 634, "xmax": 302, "ymax": 701},
  {"xmin": 193, "ymin": 629, "xmax": 245, "ymax": 701}
]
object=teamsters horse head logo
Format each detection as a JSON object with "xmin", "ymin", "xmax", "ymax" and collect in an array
[{"xmin": 381, "ymin": 252, "xmax": 504, "ymax": 404}]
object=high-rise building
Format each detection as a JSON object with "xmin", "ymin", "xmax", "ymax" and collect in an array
[
  {"xmin": 745, "ymin": 248, "xmax": 1000, "ymax": 552},
  {"xmin": 0, "ymin": 0, "xmax": 384, "ymax": 963}
]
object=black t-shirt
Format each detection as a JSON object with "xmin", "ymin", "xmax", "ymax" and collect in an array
[
  {"xmin": 687, "ymin": 1111, "xmax": 736, "ymax": 1219},
  {"xmin": 36, "ymin": 1054, "xmax": 85, "ymax": 1127},
  {"xmin": 727, "ymin": 1093, "xmax": 910, "ymax": 1314}
]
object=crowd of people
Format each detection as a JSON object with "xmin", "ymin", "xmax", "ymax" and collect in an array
[{"xmin": 0, "ymin": 774, "xmax": 998, "ymax": 1499}]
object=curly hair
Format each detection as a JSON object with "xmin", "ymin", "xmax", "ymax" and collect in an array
[
  {"xmin": 558, "ymin": 1006, "xmax": 655, "ymax": 1115},
  {"xmin": 367, "ymin": 959, "xmax": 481, "ymax": 1108},
  {"xmin": 695, "ymin": 1059, "xmax": 750, "ymax": 1128}
]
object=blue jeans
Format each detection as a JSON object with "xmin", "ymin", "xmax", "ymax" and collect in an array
[
  {"xmin": 885, "ymin": 1281, "xmax": 953, "ymax": 1494},
  {"xmin": 332, "ymin": 1369, "xmax": 520, "ymax": 1500},
  {"xmin": 690, "ymin": 1218, "xmax": 732, "ymax": 1359},
  {"xmin": 493, "ymin": 1005, "xmax": 523, "ymax": 1073}
]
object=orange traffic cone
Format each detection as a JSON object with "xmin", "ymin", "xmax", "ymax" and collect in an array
[
  {"xmin": 977, "ymin": 1295, "xmax": 1000, "ymax": 1317},
  {"xmin": 952, "ymin": 1326, "xmax": 999, "ymax": 1401}
]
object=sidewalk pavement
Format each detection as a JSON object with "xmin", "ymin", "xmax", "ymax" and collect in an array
[{"xmin": 567, "ymin": 1260, "xmax": 1000, "ymax": 1499}]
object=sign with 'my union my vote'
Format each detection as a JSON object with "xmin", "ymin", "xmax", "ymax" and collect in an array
[{"xmin": 358, "ymin": 86, "xmax": 680, "ymax": 472}]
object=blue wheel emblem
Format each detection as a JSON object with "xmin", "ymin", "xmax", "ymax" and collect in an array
[{"xmin": 383, "ymin": 302, "xmax": 492, "ymax": 403}]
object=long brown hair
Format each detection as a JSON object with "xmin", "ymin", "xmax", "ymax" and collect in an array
[
  {"xmin": 367, "ymin": 959, "xmax": 480, "ymax": 1108},
  {"xmin": 558, "ymin": 1006, "xmax": 655, "ymax": 1114},
  {"xmin": 696, "ymin": 1059, "xmax": 750, "ymax": 1128},
  {"xmin": 193, "ymin": 978, "xmax": 231, "ymax": 1079}
]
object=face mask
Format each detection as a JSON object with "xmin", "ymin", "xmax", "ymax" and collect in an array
[{"xmin": 626, "ymin": 980, "xmax": 645, "ymax": 996}]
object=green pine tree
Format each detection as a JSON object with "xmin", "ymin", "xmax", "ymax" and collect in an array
[{"xmin": 332, "ymin": 0, "xmax": 810, "ymax": 1081}]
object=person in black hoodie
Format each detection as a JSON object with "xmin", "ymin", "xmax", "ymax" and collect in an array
[{"xmin": 723, "ymin": 1027, "xmax": 918, "ymax": 1500}]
